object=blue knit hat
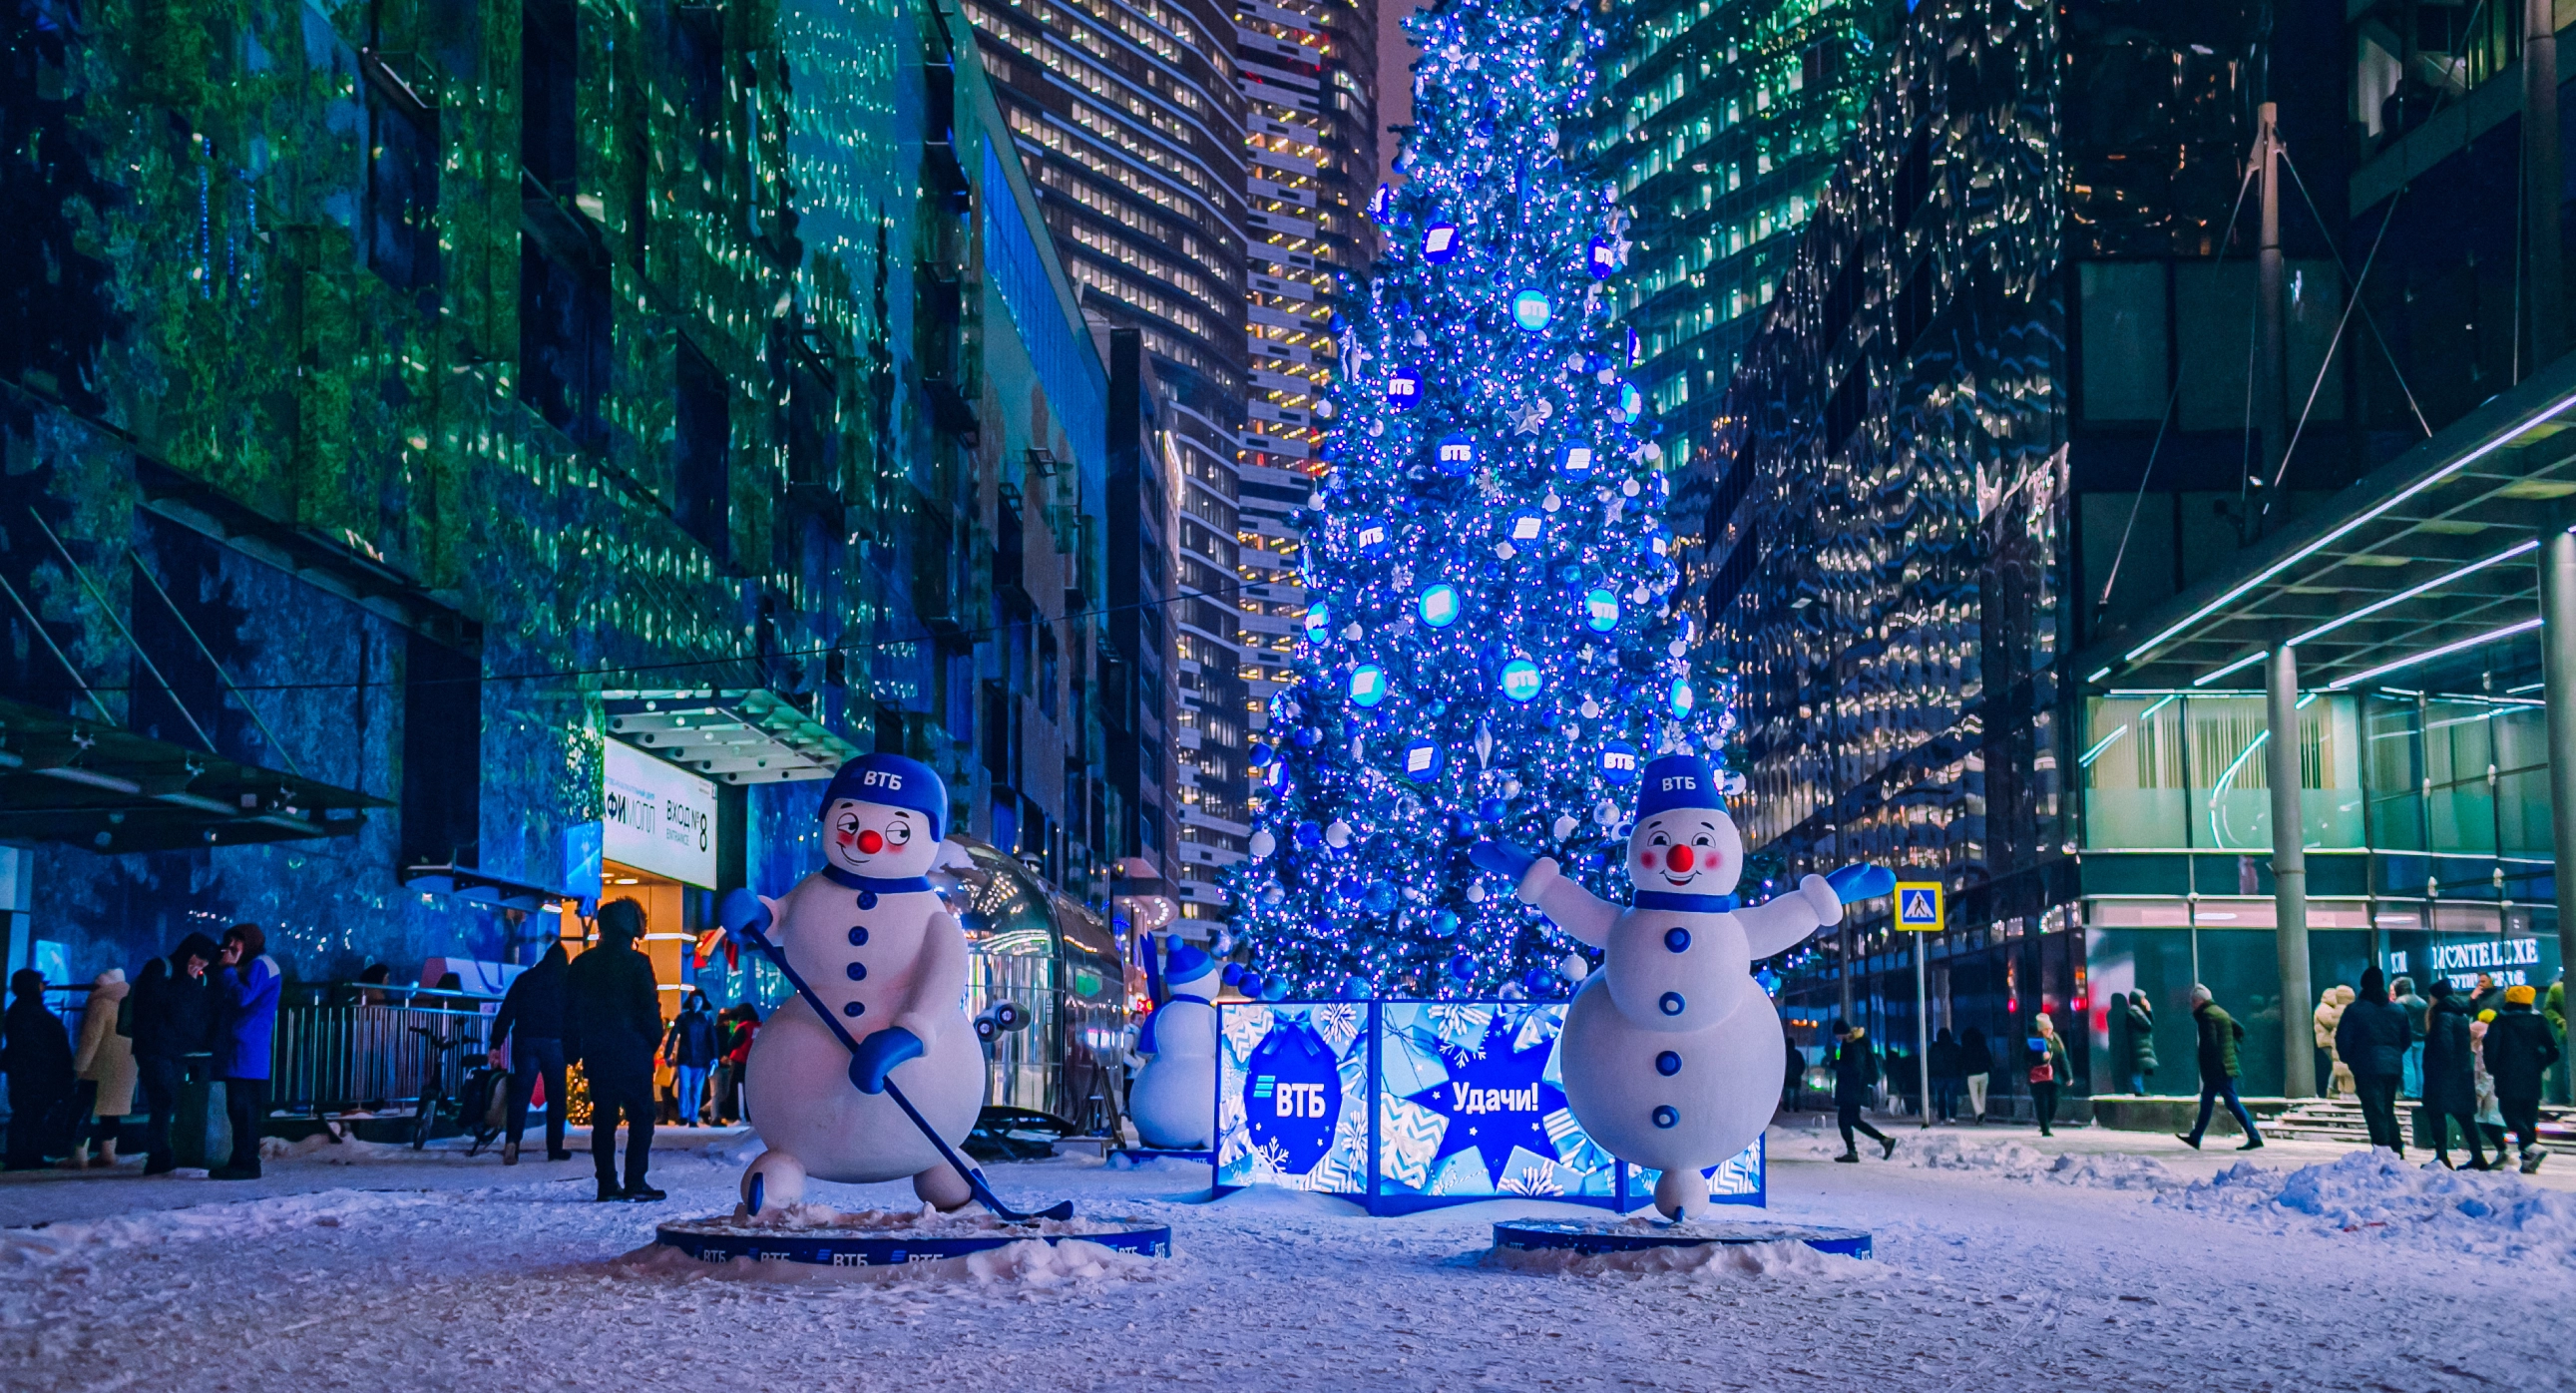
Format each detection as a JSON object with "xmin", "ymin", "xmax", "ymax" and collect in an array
[
  {"xmin": 818, "ymin": 753, "xmax": 948, "ymax": 840},
  {"xmin": 1635, "ymin": 754, "xmax": 1722, "ymax": 820},
  {"xmin": 1162, "ymin": 944, "xmax": 1216, "ymax": 984}
]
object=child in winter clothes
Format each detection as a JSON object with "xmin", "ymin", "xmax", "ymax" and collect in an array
[{"xmin": 70, "ymin": 969, "xmax": 137, "ymax": 1167}]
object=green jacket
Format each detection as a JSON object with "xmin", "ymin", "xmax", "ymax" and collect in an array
[
  {"xmin": 2547, "ymin": 982, "xmax": 2566, "ymax": 1043},
  {"xmin": 2194, "ymin": 1001, "xmax": 2244, "ymax": 1084}
]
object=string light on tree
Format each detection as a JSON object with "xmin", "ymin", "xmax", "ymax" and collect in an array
[{"xmin": 1220, "ymin": 0, "xmax": 1735, "ymax": 998}]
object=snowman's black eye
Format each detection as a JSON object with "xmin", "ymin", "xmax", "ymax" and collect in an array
[
  {"xmin": 886, "ymin": 820, "xmax": 913, "ymax": 845},
  {"xmin": 1650, "ymin": 831, "xmax": 1670, "ymax": 845},
  {"xmin": 1693, "ymin": 834, "xmax": 1711, "ymax": 846}
]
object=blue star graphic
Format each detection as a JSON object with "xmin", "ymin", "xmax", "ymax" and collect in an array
[{"xmin": 1403, "ymin": 1013, "xmax": 1565, "ymax": 1187}]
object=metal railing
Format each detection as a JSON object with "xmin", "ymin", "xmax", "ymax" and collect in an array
[{"xmin": 270, "ymin": 1003, "xmax": 494, "ymax": 1114}]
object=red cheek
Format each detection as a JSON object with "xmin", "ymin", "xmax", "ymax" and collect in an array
[
  {"xmin": 1638, "ymin": 849, "xmax": 1659, "ymax": 870},
  {"xmin": 835, "ymin": 830, "xmax": 855, "ymax": 847},
  {"xmin": 857, "ymin": 830, "xmax": 885, "ymax": 854}
]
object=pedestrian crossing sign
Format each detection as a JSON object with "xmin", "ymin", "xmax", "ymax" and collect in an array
[{"xmin": 1895, "ymin": 882, "xmax": 1942, "ymax": 932}]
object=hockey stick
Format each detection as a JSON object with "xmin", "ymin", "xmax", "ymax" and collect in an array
[{"xmin": 733, "ymin": 917, "xmax": 1075, "ymax": 1222}]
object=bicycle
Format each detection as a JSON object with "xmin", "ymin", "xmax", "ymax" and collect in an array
[{"xmin": 408, "ymin": 1026, "xmax": 468, "ymax": 1151}]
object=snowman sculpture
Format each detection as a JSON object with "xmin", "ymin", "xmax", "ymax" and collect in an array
[
  {"xmin": 1127, "ymin": 941, "xmax": 1221, "ymax": 1150},
  {"xmin": 729, "ymin": 753, "xmax": 985, "ymax": 1212},
  {"xmin": 1474, "ymin": 753, "xmax": 1885, "ymax": 1219}
]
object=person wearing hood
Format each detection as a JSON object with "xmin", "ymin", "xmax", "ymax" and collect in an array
[
  {"xmin": 565, "ymin": 899, "xmax": 663, "ymax": 1202},
  {"xmin": 2120, "ymin": 992, "xmax": 2158, "ymax": 1096},
  {"xmin": 210, "ymin": 924, "xmax": 282, "ymax": 1180},
  {"xmin": 2419, "ymin": 981, "xmax": 2485, "ymax": 1169},
  {"xmin": 2027, "ymin": 1013, "xmax": 2071, "ymax": 1137},
  {"xmin": 2178, "ymin": 984, "xmax": 2264, "ymax": 1151},
  {"xmin": 2483, "ymin": 983, "xmax": 2560, "ymax": 1173},
  {"xmin": 132, "ymin": 936, "xmax": 219, "ymax": 1174},
  {"xmin": 2391, "ymin": 976, "xmax": 2429, "ymax": 1100},
  {"xmin": 70, "ymin": 968, "xmax": 138, "ymax": 1167},
  {"xmin": 489, "ymin": 941, "xmax": 571, "ymax": 1165},
  {"xmin": 662, "ymin": 991, "xmax": 719, "ymax": 1127},
  {"xmin": 1830, "ymin": 1021, "xmax": 1896, "ymax": 1161},
  {"xmin": 2, "ymin": 969, "xmax": 75, "ymax": 1169},
  {"xmin": 2335, "ymin": 967, "xmax": 2410, "ymax": 1156}
]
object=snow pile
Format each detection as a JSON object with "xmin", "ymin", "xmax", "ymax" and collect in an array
[
  {"xmin": 1494, "ymin": 1238, "xmax": 1854, "ymax": 1280},
  {"xmin": 619, "ymin": 1236, "xmax": 1166, "ymax": 1288},
  {"xmin": 2160, "ymin": 1151, "xmax": 2576, "ymax": 1264},
  {"xmin": 1890, "ymin": 1133, "xmax": 2180, "ymax": 1191},
  {"xmin": 683, "ymin": 1200, "xmax": 1148, "ymax": 1239},
  {"xmin": 1, "ymin": 1189, "xmax": 435, "ymax": 1272}
]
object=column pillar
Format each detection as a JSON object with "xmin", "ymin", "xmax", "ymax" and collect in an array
[
  {"xmin": 2527, "ymin": 0, "xmax": 2565, "ymax": 366},
  {"xmin": 2267, "ymin": 645, "xmax": 2317, "ymax": 1098},
  {"xmin": 2540, "ymin": 530, "xmax": 2576, "ymax": 1100}
]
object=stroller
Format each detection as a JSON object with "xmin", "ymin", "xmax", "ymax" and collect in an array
[{"xmin": 455, "ymin": 1061, "xmax": 514, "ymax": 1157}]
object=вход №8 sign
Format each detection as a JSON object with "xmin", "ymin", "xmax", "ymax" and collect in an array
[{"xmin": 604, "ymin": 738, "xmax": 718, "ymax": 887}]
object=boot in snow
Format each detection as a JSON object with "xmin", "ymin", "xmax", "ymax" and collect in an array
[
  {"xmin": 1833, "ymin": 1153, "xmax": 1860, "ymax": 1163},
  {"xmin": 2520, "ymin": 1146, "xmax": 2548, "ymax": 1174},
  {"xmin": 2175, "ymin": 1134, "xmax": 2201, "ymax": 1150},
  {"xmin": 1879, "ymin": 1136, "xmax": 1898, "ymax": 1161}
]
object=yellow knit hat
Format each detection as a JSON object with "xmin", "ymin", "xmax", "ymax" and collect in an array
[
  {"xmin": 2506, "ymin": 983, "xmax": 2538, "ymax": 1006},
  {"xmin": 2479, "ymin": 1009, "xmax": 2499, "ymax": 1023}
]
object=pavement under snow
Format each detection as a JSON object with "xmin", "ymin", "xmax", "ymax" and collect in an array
[{"xmin": 3, "ymin": 1119, "xmax": 2568, "ymax": 1390}]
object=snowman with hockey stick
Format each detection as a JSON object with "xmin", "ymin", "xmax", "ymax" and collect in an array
[
  {"xmin": 718, "ymin": 753, "xmax": 988, "ymax": 1214},
  {"xmin": 1473, "ymin": 753, "xmax": 1892, "ymax": 1219}
]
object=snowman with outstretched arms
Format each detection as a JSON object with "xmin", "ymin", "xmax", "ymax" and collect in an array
[
  {"xmin": 1473, "ymin": 753, "xmax": 1890, "ymax": 1219},
  {"xmin": 1127, "ymin": 940, "xmax": 1221, "ymax": 1150},
  {"xmin": 720, "ymin": 753, "xmax": 985, "ymax": 1213}
]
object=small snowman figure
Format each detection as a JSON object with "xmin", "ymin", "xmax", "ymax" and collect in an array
[
  {"xmin": 1126, "ymin": 940, "xmax": 1221, "ymax": 1150},
  {"xmin": 1474, "ymin": 753, "xmax": 1886, "ymax": 1219},
  {"xmin": 725, "ymin": 754, "xmax": 985, "ymax": 1212}
]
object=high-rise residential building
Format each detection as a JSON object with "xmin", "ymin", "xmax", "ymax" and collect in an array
[
  {"xmin": 1591, "ymin": 0, "xmax": 1899, "ymax": 477},
  {"xmin": 1228, "ymin": 0, "xmax": 1377, "ymax": 930},
  {"xmin": 963, "ymin": 0, "xmax": 1257, "ymax": 938}
]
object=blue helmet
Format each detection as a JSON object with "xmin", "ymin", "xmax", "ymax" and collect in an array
[
  {"xmin": 817, "ymin": 753, "xmax": 949, "ymax": 841},
  {"xmin": 1635, "ymin": 754, "xmax": 1722, "ymax": 821}
]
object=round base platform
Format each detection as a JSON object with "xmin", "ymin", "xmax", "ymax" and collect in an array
[
  {"xmin": 1494, "ymin": 1218, "xmax": 1873, "ymax": 1261},
  {"xmin": 655, "ymin": 1217, "xmax": 1172, "ymax": 1269}
]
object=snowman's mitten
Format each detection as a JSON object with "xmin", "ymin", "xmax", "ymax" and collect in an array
[
  {"xmin": 847, "ymin": 1026, "xmax": 924, "ymax": 1095},
  {"xmin": 1469, "ymin": 838, "xmax": 1536, "ymax": 883},
  {"xmin": 1799, "ymin": 873, "xmax": 1845, "ymax": 927},
  {"xmin": 717, "ymin": 887, "xmax": 772, "ymax": 941},
  {"xmin": 1826, "ymin": 864, "xmax": 1896, "ymax": 904}
]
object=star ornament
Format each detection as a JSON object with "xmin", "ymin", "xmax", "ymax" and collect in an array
[
  {"xmin": 1507, "ymin": 396, "xmax": 1554, "ymax": 435},
  {"xmin": 1404, "ymin": 1012, "xmax": 1567, "ymax": 1187}
]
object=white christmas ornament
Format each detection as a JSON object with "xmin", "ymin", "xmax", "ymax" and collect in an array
[
  {"xmin": 1551, "ymin": 813, "xmax": 1580, "ymax": 839},
  {"xmin": 1558, "ymin": 952, "xmax": 1589, "ymax": 982},
  {"xmin": 1324, "ymin": 819, "xmax": 1354, "ymax": 849},
  {"xmin": 731, "ymin": 756, "xmax": 984, "ymax": 1212},
  {"xmin": 1484, "ymin": 754, "xmax": 1865, "ymax": 1219},
  {"xmin": 1129, "ymin": 941, "xmax": 1223, "ymax": 1149},
  {"xmin": 1248, "ymin": 827, "xmax": 1277, "ymax": 859}
]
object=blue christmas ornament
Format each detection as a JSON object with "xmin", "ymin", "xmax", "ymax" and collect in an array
[
  {"xmin": 1259, "ymin": 977, "xmax": 1288, "ymax": 1002},
  {"xmin": 1618, "ymin": 381, "xmax": 1644, "ymax": 417},
  {"xmin": 1510, "ymin": 288, "xmax": 1552, "ymax": 331},
  {"xmin": 1423, "ymin": 221, "xmax": 1461, "ymax": 262},
  {"xmin": 1401, "ymin": 736, "xmax": 1443, "ymax": 782},
  {"xmin": 1363, "ymin": 880, "xmax": 1397, "ymax": 913},
  {"xmin": 1222, "ymin": 963, "xmax": 1245, "ymax": 986},
  {"xmin": 1554, "ymin": 441, "xmax": 1595, "ymax": 480},
  {"xmin": 1248, "ymin": 741, "xmax": 1273, "ymax": 768},
  {"xmin": 1350, "ymin": 665, "xmax": 1389, "ymax": 706},
  {"xmin": 1386, "ymin": 367, "xmax": 1422, "ymax": 408},
  {"xmin": 1599, "ymin": 739, "xmax": 1641, "ymax": 784},
  {"xmin": 1583, "ymin": 588, "xmax": 1620, "ymax": 633},
  {"xmin": 1418, "ymin": 584, "xmax": 1462, "ymax": 627},
  {"xmin": 1304, "ymin": 603, "xmax": 1331, "ymax": 643},
  {"xmin": 1435, "ymin": 909, "xmax": 1460, "ymax": 934},
  {"xmin": 1447, "ymin": 952, "xmax": 1474, "ymax": 980},
  {"xmin": 1369, "ymin": 183, "xmax": 1395, "ymax": 223},
  {"xmin": 1669, "ymin": 678, "xmax": 1697, "ymax": 715},
  {"xmin": 1435, "ymin": 434, "xmax": 1476, "ymax": 477},
  {"xmin": 1354, "ymin": 519, "xmax": 1392, "ymax": 556},
  {"xmin": 1586, "ymin": 236, "xmax": 1619, "ymax": 278},
  {"xmin": 1293, "ymin": 725, "xmax": 1322, "ymax": 748},
  {"xmin": 1506, "ymin": 510, "xmax": 1545, "ymax": 546},
  {"xmin": 1477, "ymin": 795, "xmax": 1505, "ymax": 821},
  {"xmin": 1342, "ymin": 974, "xmax": 1374, "ymax": 1000},
  {"xmin": 1294, "ymin": 819, "xmax": 1323, "ymax": 848},
  {"xmin": 1499, "ymin": 660, "xmax": 1543, "ymax": 702}
]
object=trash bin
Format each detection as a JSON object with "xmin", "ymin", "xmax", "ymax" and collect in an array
[{"xmin": 177, "ymin": 1075, "xmax": 229, "ymax": 1169}]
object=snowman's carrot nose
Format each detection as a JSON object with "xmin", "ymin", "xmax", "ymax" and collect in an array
[
  {"xmin": 857, "ymin": 829, "xmax": 885, "ymax": 854},
  {"xmin": 1667, "ymin": 844, "xmax": 1696, "ymax": 873}
]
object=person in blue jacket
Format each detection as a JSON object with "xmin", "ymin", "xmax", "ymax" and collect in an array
[{"xmin": 211, "ymin": 923, "xmax": 281, "ymax": 1179}]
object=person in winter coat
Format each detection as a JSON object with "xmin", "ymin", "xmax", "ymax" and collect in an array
[
  {"xmin": 489, "ymin": 942, "xmax": 571, "ymax": 1165},
  {"xmin": 131, "ymin": 937, "xmax": 218, "ymax": 1174},
  {"xmin": 1830, "ymin": 1022, "xmax": 1897, "ymax": 1161},
  {"xmin": 662, "ymin": 993, "xmax": 719, "ymax": 1127},
  {"xmin": 70, "ymin": 969, "xmax": 138, "ymax": 1167},
  {"xmin": 2483, "ymin": 984, "xmax": 2560, "ymax": 1173},
  {"xmin": 209, "ymin": 924, "xmax": 282, "ymax": 1180},
  {"xmin": 1, "ymin": 969, "xmax": 74, "ymax": 1169},
  {"xmin": 2419, "ymin": 982, "xmax": 2486, "ymax": 1169},
  {"xmin": 2027, "ymin": 1013, "xmax": 2072, "ymax": 1137},
  {"xmin": 2334, "ymin": 967, "xmax": 2411, "ymax": 1156},
  {"xmin": 2468, "ymin": 974, "xmax": 2503, "ymax": 1019},
  {"xmin": 566, "ymin": 899, "xmax": 663, "ymax": 1202},
  {"xmin": 2392, "ymin": 976, "xmax": 2429, "ymax": 1100},
  {"xmin": 2178, "ymin": 985, "xmax": 2265, "ymax": 1151},
  {"xmin": 2121, "ymin": 992, "xmax": 2158, "ymax": 1096},
  {"xmin": 2315, "ymin": 984, "xmax": 2357, "ymax": 1099},
  {"xmin": 1929, "ymin": 1028, "xmax": 1964, "ymax": 1123},
  {"xmin": 2470, "ymin": 1015, "xmax": 2509, "ymax": 1154},
  {"xmin": 1960, "ymin": 1026, "xmax": 1991, "ymax": 1123}
]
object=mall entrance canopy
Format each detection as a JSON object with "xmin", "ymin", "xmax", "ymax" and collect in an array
[{"xmin": 2075, "ymin": 350, "xmax": 2576, "ymax": 1098}]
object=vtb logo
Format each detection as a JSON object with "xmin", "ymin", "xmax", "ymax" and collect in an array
[
  {"xmin": 861, "ymin": 769, "xmax": 906, "ymax": 790},
  {"xmin": 1256, "ymin": 1076, "xmax": 1330, "ymax": 1119}
]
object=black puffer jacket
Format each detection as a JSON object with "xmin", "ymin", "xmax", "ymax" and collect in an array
[
  {"xmin": 2483, "ymin": 1004, "xmax": 2562, "ymax": 1102},
  {"xmin": 2420, "ymin": 998, "xmax": 2477, "ymax": 1115},
  {"xmin": 2334, "ymin": 996, "xmax": 2411, "ymax": 1080}
]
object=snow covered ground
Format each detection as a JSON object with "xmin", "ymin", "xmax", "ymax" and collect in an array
[{"xmin": 3, "ymin": 1120, "xmax": 2569, "ymax": 1390}]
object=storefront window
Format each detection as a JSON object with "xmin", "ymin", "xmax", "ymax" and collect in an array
[{"xmin": 2082, "ymin": 693, "xmax": 2361, "ymax": 852}]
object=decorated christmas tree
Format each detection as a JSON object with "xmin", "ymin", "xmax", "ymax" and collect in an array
[{"xmin": 1224, "ymin": 0, "xmax": 1731, "ymax": 997}]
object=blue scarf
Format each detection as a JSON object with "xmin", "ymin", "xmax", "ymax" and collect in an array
[
  {"xmin": 819, "ymin": 865, "xmax": 933, "ymax": 894},
  {"xmin": 1633, "ymin": 890, "xmax": 1739, "ymax": 914},
  {"xmin": 1138, "ymin": 993, "xmax": 1209, "ymax": 1054}
]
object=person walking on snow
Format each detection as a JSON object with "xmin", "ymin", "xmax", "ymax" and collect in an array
[
  {"xmin": 489, "ymin": 941, "xmax": 571, "ymax": 1165},
  {"xmin": 2027, "ymin": 1013, "xmax": 2070, "ymax": 1137},
  {"xmin": 1929, "ymin": 1028, "xmax": 1963, "ymax": 1123},
  {"xmin": 2121, "ymin": 992, "xmax": 2158, "ymax": 1096},
  {"xmin": 2392, "ymin": 976, "xmax": 2429, "ymax": 1100},
  {"xmin": 70, "ymin": 968, "xmax": 137, "ymax": 1167},
  {"xmin": 2483, "ymin": 984, "xmax": 2559, "ymax": 1173},
  {"xmin": 663, "ymin": 992, "xmax": 718, "ymax": 1127},
  {"xmin": 1830, "ymin": 1022, "xmax": 1896, "ymax": 1162},
  {"xmin": 131, "ymin": 937, "xmax": 217, "ymax": 1174},
  {"xmin": 1959, "ymin": 1026, "xmax": 1991, "ymax": 1123},
  {"xmin": 210, "ymin": 924, "xmax": 280, "ymax": 1180},
  {"xmin": 566, "ymin": 900, "xmax": 664, "ymax": 1202},
  {"xmin": 2178, "ymin": 984, "xmax": 2264, "ymax": 1151},
  {"xmin": 2419, "ymin": 981, "xmax": 2486, "ymax": 1169},
  {"xmin": 1, "ymin": 969, "xmax": 74, "ymax": 1169},
  {"xmin": 2335, "ymin": 967, "xmax": 2410, "ymax": 1157}
]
